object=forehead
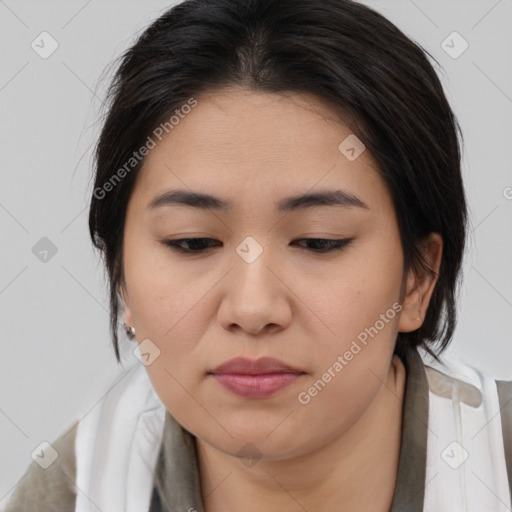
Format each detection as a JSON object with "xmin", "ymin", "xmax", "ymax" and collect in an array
[{"xmin": 133, "ymin": 87, "xmax": 387, "ymax": 212}]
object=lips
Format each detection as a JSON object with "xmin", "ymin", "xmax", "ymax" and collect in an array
[
  {"xmin": 210, "ymin": 356, "xmax": 303, "ymax": 375},
  {"xmin": 208, "ymin": 357, "xmax": 305, "ymax": 399}
]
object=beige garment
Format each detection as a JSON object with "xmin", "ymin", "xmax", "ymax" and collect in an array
[{"xmin": 4, "ymin": 422, "xmax": 78, "ymax": 512}]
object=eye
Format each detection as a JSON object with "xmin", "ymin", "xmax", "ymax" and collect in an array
[
  {"xmin": 163, "ymin": 238, "xmax": 221, "ymax": 253},
  {"xmin": 291, "ymin": 238, "xmax": 354, "ymax": 253},
  {"xmin": 162, "ymin": 237, "xmax": 354, "ymax": 254}
]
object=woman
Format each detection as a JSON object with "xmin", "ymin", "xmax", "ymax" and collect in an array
[{"xmin": 4, "ymin": 0, "xmax": 511, "ymax": 511}]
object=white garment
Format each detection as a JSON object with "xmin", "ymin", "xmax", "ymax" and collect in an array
[
  {"xmin": 74, "ymin": 349, "xmax": 512, "ymax": 512},
  {"xmin": 75, "ymin": 363, "xmax": 167, "ymax": 512},
  {"xmin": 419, "ymin": 348, "xmax": 511, "ymax": 511}
]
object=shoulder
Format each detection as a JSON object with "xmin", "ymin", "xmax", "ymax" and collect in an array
[
  {"xmin": 417, "ymin": 346, "xmax": 512, "ymax": 426},
  {"xmin": 3, "ymin": 421, "xmax": 78, "ymax": 512},
  {"xmin": 417, "ymin": 346, "xmax": 510, "ymax": 392}
]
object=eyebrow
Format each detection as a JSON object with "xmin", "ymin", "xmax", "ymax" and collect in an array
[{"xmin": 147, "ymin": 188, "xmax": 369, "ymax": 212}]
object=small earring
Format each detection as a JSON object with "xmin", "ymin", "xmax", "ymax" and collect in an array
[{"xmin": 122, "ymin": 322, "xmax": 136, "ymax": 339}]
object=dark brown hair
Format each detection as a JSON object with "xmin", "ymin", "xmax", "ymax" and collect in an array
[{"xmin": 89, "ymin": 0, "xmax": 468, "ymax": 362}]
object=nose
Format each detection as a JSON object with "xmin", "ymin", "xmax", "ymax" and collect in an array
[{"xmin": 216, "ymin": 242, "xmax": 292, "ymax": 336}]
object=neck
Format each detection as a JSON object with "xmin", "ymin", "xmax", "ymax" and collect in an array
[{"xmin": 196, "ymin": 355, "xmax": 406, "ymax": 512}]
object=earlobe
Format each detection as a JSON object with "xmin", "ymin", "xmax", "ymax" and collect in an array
[{"xmin": 397, "ymin": 233, "xmax": 443, "ymax": 333}]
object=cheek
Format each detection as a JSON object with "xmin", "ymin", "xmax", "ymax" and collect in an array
[
  {"xmin": 124, "ymin": 236, "xmax": 205, "ymax": 337},
  {"xmin": 302, "ymin": 247, "xmax": 402, "ymax": 346},
  {"xmin": 291, "ymin": 346, "xmax": 391, "ymax": 454}
]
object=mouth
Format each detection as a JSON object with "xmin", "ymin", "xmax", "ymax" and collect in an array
[{"xmin": 208, "ymin": 357, "xmax": 306, "ymax": 399}]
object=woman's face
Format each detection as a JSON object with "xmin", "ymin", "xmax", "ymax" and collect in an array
[{"xmin": 121, "ymin": 86, "xmax": 433, "ymax": 460}]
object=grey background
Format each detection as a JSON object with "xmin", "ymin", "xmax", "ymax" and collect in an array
[{"xmin": 0, "ymin": 0, "xmax": 511, "ymax": 503}]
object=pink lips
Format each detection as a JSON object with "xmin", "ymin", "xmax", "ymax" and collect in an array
[{"xmin": 208, "ymin": 357, "xmax": 305, "ymax": 399}]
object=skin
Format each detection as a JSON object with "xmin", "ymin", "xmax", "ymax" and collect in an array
[{"xmin": 121, "ymin": 86, "xmax": 442, "ymax": 512}]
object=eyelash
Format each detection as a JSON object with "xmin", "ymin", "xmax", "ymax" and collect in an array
[{"xmin": 162, "ymin": 237, "xmax": 354, "ymax": 254}]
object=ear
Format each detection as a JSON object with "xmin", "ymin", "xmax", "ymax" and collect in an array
[
  {"xmin": 124, "ymin": 303, "xmax": 134, "ymax": 327},
  {"xmin": 119, "ymin": 285, "xmax": 134, "ymax": 326},
  {"xmin": 398, "ymin": 233, "xmax": 443, "ymax": 333}
]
